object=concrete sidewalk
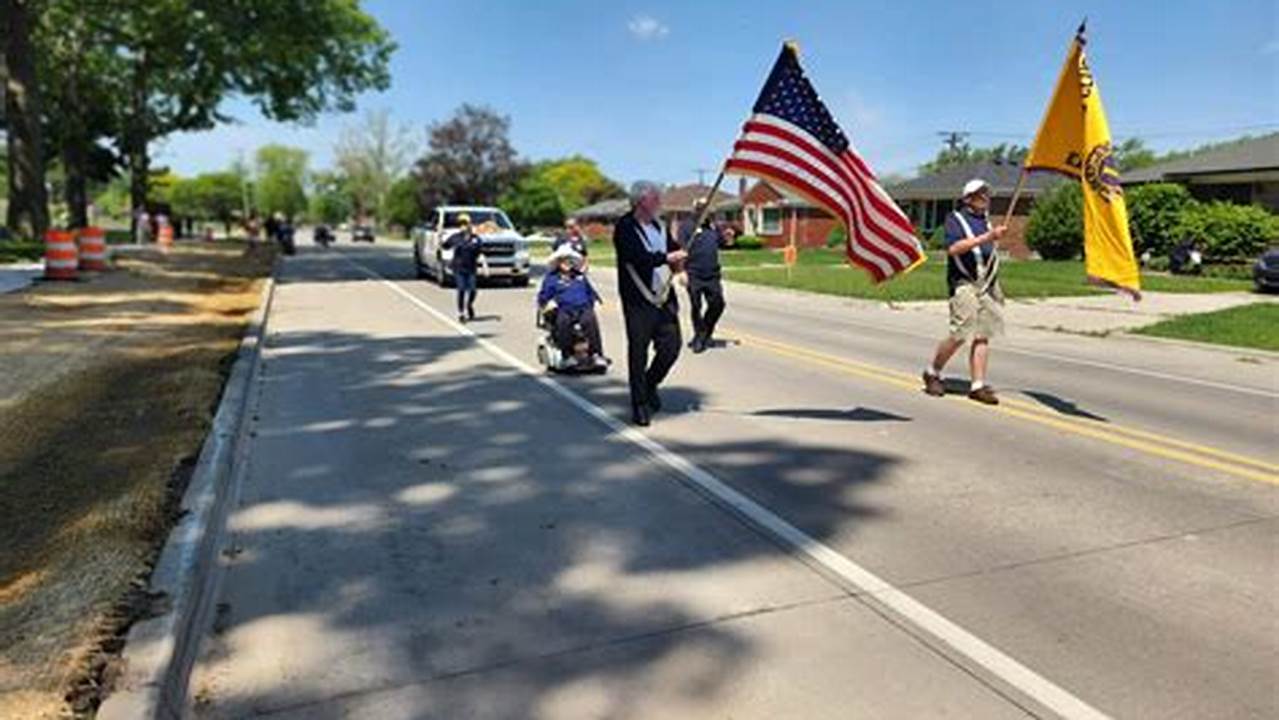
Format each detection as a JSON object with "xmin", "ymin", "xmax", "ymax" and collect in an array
[
  {"xmin": 896, "ymin": 291, "xmax": 1275, "ymax": 334},
  {"xmin": 0, "ymin": 262, "xmax": 41, "ymax": 294}
]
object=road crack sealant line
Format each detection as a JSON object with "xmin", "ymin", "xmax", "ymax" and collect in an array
[
  {"xmin": 343, "ymin": 254, "xmax": 1111, "ymax": 720},
  {"xmin": 98, "ymin": 264, "xmax": 279, "ymax": 720},
  {"xmin": 722, "ymin": 328, "xmax": 1279, "ymax": 485}
]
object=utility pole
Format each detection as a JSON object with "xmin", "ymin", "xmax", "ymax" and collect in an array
[{"xmin": 937, "ymin": 131, "xmax": 970, "ymax": 153}]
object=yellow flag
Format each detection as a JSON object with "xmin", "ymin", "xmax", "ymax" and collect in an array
[{"xmin": 1025, "ymin": 24, "xmax": 1141, "ymax": 299}]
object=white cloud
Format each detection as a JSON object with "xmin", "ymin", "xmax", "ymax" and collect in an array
[{"xmin": 627, "ymin": 15, "xmax": 670, "ymax": 41}]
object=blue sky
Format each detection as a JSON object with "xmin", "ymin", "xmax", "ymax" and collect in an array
[{"xmin": 159, "ymin": 0, "xmax": 1279, "ymax": 186}]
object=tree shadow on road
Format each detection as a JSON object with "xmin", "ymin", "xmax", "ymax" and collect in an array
[{"xmin": 187, "ymin": 316, "xmax": 901, "ymax": 719}]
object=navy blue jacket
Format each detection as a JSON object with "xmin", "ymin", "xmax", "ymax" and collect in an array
[
  {"xmin": 443, "ymin": 230, "xmax": 484, "ymax": 274},
  {"xmin": 612, "ymin": 212, "xmax": 679, "ymax": 311}
]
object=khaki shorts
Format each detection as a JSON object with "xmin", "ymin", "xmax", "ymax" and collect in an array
[{"xmin": 949, "ymin": 282, "xmax": 1004, "ymax": 340}]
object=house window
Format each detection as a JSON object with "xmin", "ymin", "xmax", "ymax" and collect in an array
[{"xmin": 761, "ymin": 207, "xmax": 782, "ymax": 235}]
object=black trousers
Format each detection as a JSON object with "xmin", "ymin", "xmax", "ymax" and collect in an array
[
  {"xmin": 622, "ymin": 301, "xmax": 681, "ymax": 409},
  {"xmin": 688, "ymin": 275, "xmax": 725, "ymax": 339},
  {"xmin": 554, "ymin": 306, "xmax": 603, "ymax": 355}
]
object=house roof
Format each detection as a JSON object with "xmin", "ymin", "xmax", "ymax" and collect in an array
[
  {"xmin": 569, "ymin": 198, "xmax": 630, "ymax": 220},
  {"xmin": 661, "ymin": 183, "xmax": 737, "ymax": 212},
  {"xmin": 887, "ymin": 161, "xmax": 1065, "ymax": 201},
  {"xmin": 741, "ymin": 180, "xmax": 820, "ymax": 208},
  {"xmin": 1122, "ymin": 133, "xmax": 1279, "ymax": 184}
]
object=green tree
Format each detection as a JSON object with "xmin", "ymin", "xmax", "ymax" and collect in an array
[
  {"xmin": 1025, "ymin": 182, "xmax": 1083, "ymax": 260},
  {"xmin": 1113, "ymin": 137, "xmax": 1158, "ymax": 172},
  {"xmin": 533, "ymin": 156, "xmax": 624, "ymax": 212},
  {"xmin": 500, "ymin": 174, "xmax": 564, "ymax": 229},
  {"xmin": 919, "ymin": 142, "xmax": 1028, "ymax": 175},
  {"xmin": 308, "ymin": 170, "xmax": 353, "ymax": 225},
  {"xmin": 36, "ymin": 0, "xmax": 124, "ymax": 228},
  {"xmin": 1126, "ymin": 183, "xmax": 1193, "ymax": 255},
  {"xmin": 383, "ymin": 176, "xmax": 421, "ymax": 234},
  {"xmin": 255, "ymin": 145, "xmax": 308, "ymax": 221},
  {"xmin": 413, "ymin": 104, "xmax": 525, "ymax": 211},
  {"xmin": 80, "ymin": 0, "xmax": 393, "ymax": 225},
  {"xmin": 183, "ymin": 172, "xmax": 242, "ymax": 233},
  {"xmin": 334, "ymin": 108, "xmax": 417, "ymax": 220},
  {"xmin": 3, "ymin": 0, "xmax": 50, "ymax": 239}
]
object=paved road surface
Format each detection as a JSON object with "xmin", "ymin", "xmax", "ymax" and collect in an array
[{"xmin": 189, "ymin": 239, "xmax": 1277, "ymax": 719}]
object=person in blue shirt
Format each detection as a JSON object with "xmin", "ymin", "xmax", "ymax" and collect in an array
[
  {"xmin": 538, "ymin": 247, "xmax": 605, "ymax": 359},
  {"xmin": 443, "ymin": 214, "xmax": 484, "ymax": 323},
  {"xmin": 921, "ymin": 178, "xmax": 1007, "ymax": 405}
]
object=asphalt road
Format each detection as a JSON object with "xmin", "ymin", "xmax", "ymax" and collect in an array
[{"xmin": 188, "ymin": 239, "xmax": 1277, "ymax": 719}]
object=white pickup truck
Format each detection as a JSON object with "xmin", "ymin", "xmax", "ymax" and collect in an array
[{"xmin": 412, "ymin": 206, "xmax": 531, "ymax": 287}]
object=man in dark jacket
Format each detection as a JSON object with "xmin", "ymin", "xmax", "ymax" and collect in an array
[
  {"xmin": 613, "ymin": 181, "xmax": 687, "ymax": 426},
  {"xmin": 685, "ymin": 202, "xmax": 728, "ymax": 353},
  {"xmin": 443, "ymin": 214, "xmax": 484, "ymax": 322}
]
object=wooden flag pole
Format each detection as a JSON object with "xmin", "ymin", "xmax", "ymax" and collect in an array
[
  {"xmin": 690, "ymin": 168, "xmax": 727, "ymax": 243},
  {"xmin": 1002, "ymin": 169, "xmax": 1028, "ymax": 229}
]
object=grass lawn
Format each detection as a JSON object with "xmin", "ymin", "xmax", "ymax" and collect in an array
[
  {"xmin": 578, "ymin": 241, "xmax": 1255, "ymax": 301},
  {"xmin": 1132, "ymin": 302, "xmax": 1279, "ymax": 352}
]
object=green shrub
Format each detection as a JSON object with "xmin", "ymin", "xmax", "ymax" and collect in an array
[
  {"xmin": 1126, "ymin": 183, "xmax": 1193, "ymax": 255},
  {"xmin": 1026, "ymin": 182, "xmax": 1083, "ymax": 260},
  {"xmin": 106, "ymin": 229, "xmax": 133, "ymax": 245},
  {"xmin": 1144, "ymin": 255, "xmax": 1170, "ymax": 272},
  {"xmin": 1174, "ymin": 201, "xmax": 1279, "ymax": 262},
  {"xmin": 826, "ymin": 225, "xmax": 847, "ymax": 249},
  {"xmin": 734, "ymin": 234, "xmax": 765, "ymax": 250}
]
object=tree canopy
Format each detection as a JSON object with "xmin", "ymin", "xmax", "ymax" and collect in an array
[
  {"xmin": 412, "ymin": 104, "xmax": 525, "ymax": 211},
  {"xmin": 255, "ymin": 145, "xmax": 309, "ymax": 220}
]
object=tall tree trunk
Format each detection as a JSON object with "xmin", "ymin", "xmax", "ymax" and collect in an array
[
  {"xmin": 3, "ymin": 0, "xmax": 50, "ymax": 239},
  {"xmin": 62, "ymin": 136, "xmax": 88, "ymax": 228},
  {"xmin": 127, "ymin": 54, "xmax": 149, "ymax": 237}
]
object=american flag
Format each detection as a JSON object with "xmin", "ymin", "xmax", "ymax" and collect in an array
[{"xmin": 725, "ymin": 44, "xmax": 925, "ymax": 282}]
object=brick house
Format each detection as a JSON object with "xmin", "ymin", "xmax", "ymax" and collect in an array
[
  {"xmin": 739, "ymin": 180, "xmax": 840, "ymax": 248},
  {"xmin": 886, "ymin": 161, "xmax": 1066, "ymax": 259}
]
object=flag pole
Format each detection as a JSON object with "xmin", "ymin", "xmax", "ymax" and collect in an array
[{"xmin": 1001, "ymin": 169, "xmax": 1028, "ymax": 233}]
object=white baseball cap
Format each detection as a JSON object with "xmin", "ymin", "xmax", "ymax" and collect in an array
[{"xmin": 962, "ymin": 179, "xmax": 991, "ymax": 198}]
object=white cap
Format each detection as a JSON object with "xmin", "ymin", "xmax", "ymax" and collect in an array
[
  {"xmin": 962, "ymin": 178, "xmax": 991, "ymax": 198},
  {"xmin": 547, "ymin": 245, "xmax": 584, "ymax": 269}
]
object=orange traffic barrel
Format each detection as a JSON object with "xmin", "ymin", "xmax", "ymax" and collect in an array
[
  {"xmin": 78, "ymin": 226, "xmax": 109, "ymax": 271},
  {"xmin": 44, "ymin": 229, "xmax": 79, "ymax": 280},
  {"xmin": 158, "ymin": 224, "xmax": 174, "ymax": 247}
]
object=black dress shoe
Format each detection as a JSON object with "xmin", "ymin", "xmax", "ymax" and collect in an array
[
  {"xmin": 632, "ymin": 404, "xmax": 651, "ymax": 426},
  {"xmin": 692, "ymin": 335, "xmax": 708, "ymax": 354}
]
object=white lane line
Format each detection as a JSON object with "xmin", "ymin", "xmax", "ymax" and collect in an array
[
  {"xmin": 588, "ymin": 273, "xmax": 1276, "ymax": 399},
  {"xmin": 343, "ymin": 255, "xmax": 1110, "ymax": 720}
]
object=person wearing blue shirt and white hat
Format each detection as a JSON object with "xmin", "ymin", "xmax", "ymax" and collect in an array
[{"xmin": 921, "ymin": 178, "xmax": 1008, "ymax": 405}]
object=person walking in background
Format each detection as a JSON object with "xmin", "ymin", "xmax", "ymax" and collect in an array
[
  {"xmin": 443, "ymin": 213, "xmax": 484, "ymax": 323},
  {"xmin": 685, "ymin": 204, "xmax": 728, "ymax": 354},
  {"xmin": 922, "ymin": 179, "xmax": 1007, "ymax": 405},
  {"xmin": 613, "ymin": 181, "xmax": 687, "ymax": 426},
  {"xmin": 553, "ymin": 218, "xmax": 590, "ymax": 270}
]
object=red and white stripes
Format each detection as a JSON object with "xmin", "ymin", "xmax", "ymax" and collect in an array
[{"xmin": 727, "ymin": 114, "xmax": 924, "ymax": 282}]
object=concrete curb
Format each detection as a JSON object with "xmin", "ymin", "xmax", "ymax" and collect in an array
[{"xmin": 98, "ymin": 259, "xmax": 278, "ymax": 720}]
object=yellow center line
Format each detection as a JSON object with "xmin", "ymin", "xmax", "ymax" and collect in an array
[{"xmin": 722, "ymin": 328, "xmax": 1279, "ymax": 486}]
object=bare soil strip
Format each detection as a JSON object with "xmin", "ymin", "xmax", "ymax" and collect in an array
[{"xmin": 0, "ymin": 242, "xmax": 273, "ymax": 718}]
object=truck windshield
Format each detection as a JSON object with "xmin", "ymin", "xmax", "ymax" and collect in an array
[{"xmin": 442, "ymin": 210, "xmax": 513, "ymax": 231}]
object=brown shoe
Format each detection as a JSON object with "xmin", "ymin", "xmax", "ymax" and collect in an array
[
  {"xmin": 922, "ymin": 371, "xmax": 945, "ymax": 396},
  {"xmin": 968, "ymin": 386, "xmax": 999, "ymax": 405}
]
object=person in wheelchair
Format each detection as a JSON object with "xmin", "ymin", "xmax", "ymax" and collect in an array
[{"xmin": 538, "ymin": 246, "xmax": 607, "ymax": 368}]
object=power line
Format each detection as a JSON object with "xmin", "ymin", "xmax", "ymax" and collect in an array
[{"xmin": 936, "ymin": 131, "xmax": 971, "ymax": 152}]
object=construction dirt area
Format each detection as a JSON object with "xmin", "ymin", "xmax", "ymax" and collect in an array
[{"xmin": 0, "ymin": 242, "xmax": 274, "ymax": 718}]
